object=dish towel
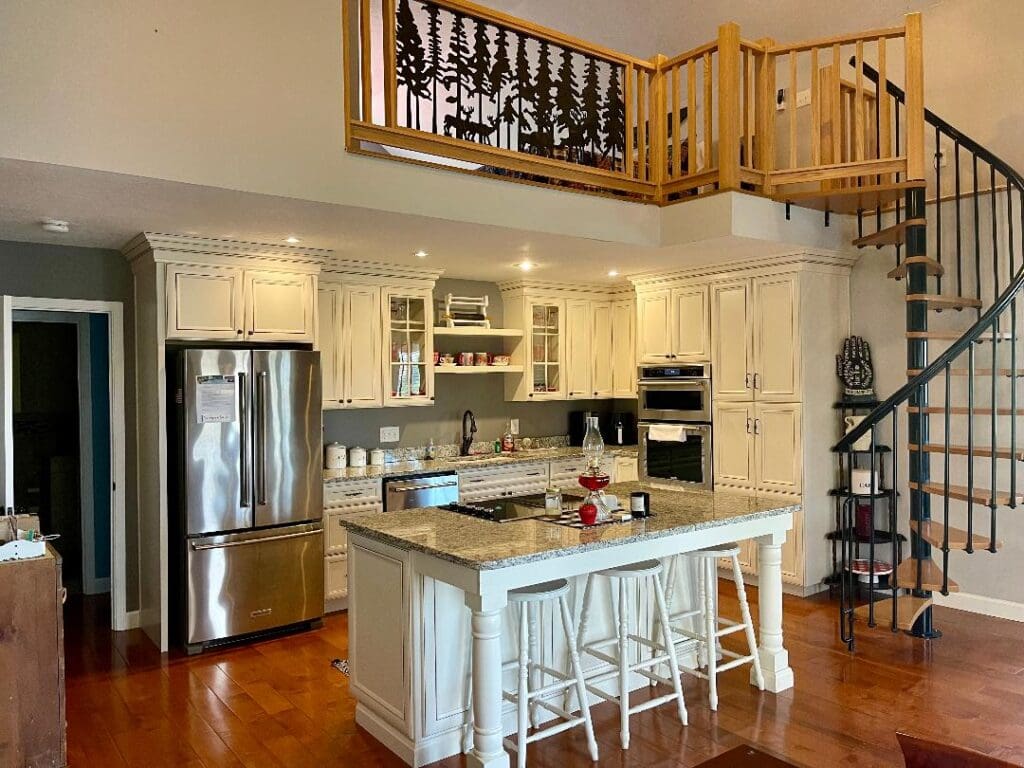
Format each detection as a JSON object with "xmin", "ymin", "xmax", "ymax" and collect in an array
[{"xmin": 647, "ymin": 424, "xmax": 688, "ymax": 442}]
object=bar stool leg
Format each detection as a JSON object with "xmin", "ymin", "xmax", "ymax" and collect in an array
[
  {"xmin": 651, "ymin": 572, "xmax": 688, "ymax": 725},
  {"xmin": 704, "ymin": 558, "xmax": 719, "ymax": 711},
  {"xmin": 557, "ymin": 595, "xmax": 599, "ymax": 762},
  {"xmin": 617, "ymin": 577, "xmax": 630, "ymax": 749},
  {"xmin": 696, "ymin": 557, "xmax": 707, "ymax": 668},
  {"xmin": 527, "ymin": 603, "xmax": 542, "ymax": 729},
  {"xmin": 650, "ymin": 557, "xmax": 673, "ymax": 687},
  {"xmin": 516, "ymin": 605, "xmax": 529, "ymax": 768},
  {"xmin": 568, "ymin": 574, "xmax": 595, "ymax": 713},
  {"xmin": 733, "ymin": 554, "xmax": 765, "ymax": 691}
]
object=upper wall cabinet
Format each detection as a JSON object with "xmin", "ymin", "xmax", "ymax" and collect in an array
[
  {"xmin": 166, "ymin": 264, "xmax": 315, "ymax": 343},
  {"xmin": 611, "ymin": 299, "xmax": 636, "ymax": 398},
  {"xmin": 636, "ymin": 285, "xmax": 709, "ymax": 363},
  {"xmin": 383, "ymin": 288, "xmax": 434, "ymax": 407},
  {"xmin": 319, "ymin": 284, "xmax": 384, "ymax": 409}
]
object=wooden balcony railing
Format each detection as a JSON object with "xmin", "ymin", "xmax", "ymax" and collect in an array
[{"xmin": 342, "ymin": 0, "xmax": 924, "ymax": 206}]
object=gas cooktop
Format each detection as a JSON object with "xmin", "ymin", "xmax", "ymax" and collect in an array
[{"xmin": 440, "ymin": 493, "xmax": 585, "ymax": 523}]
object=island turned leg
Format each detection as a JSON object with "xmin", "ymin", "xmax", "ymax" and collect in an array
[
  {"xmin": 754, "ymin": 531, "xmax": 795, "ymax": 693},
  {"xmin": 466, "ymin": 592, "xmax": 511, "ymax": 768}
]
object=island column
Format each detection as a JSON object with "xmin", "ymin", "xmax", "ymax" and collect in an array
[
  {"xmin": 465, "ymin": 590, "xmax": 511, "ymax": 768},
  {"xmin": 754, "ymin": 531, "xmax": 795, "ymax": 692}
]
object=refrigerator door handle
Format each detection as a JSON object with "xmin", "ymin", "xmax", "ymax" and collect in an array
[
  {"xmin": 256, "ymin": 370, "xmax": 268, "ymax": 506},
  {"xmin": 239, "ymin": 372, "xmax": 250, "ymax": 508},
  {"xmin": 190, "ymin": 529, "xmax": 321, "ymax": 551}
]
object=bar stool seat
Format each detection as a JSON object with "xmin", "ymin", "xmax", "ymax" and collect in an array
[
  {"xmin": 576, "ymin": 560, "xmax": 687, "ymax": 750},
  {"xmin": 662, "ymin": 543, "xmax": 764, "ymax": 711}
]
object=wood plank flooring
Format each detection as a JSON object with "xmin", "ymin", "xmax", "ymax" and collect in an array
[{"xmin": 63, "ymin": 585, "xmax": 1024, "ymax": 768}]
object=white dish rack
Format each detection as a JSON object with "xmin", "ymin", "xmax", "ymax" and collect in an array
[{"xmin": 438, "ymin": 293, "xmax": 490, "ymax": 328}]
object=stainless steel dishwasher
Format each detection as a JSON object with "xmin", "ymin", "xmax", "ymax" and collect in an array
[{"xmin": 383, "ymin": 472, "xmax": 460, "ymax": 511}]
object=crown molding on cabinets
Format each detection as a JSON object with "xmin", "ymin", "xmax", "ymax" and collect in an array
[
  {"xmin": 497, "ymin": 277, "xmax": 634, "ymax": 299},
  {"xmin": 628, "ymin": 249, "xmax": 858, "ymax": 290},
  {"xmin": 122, "ymin": 232, "xmax": 331, "ymax": 273},
  {"xmin": 321, "ymin": 257, "xmax": 443, "ymax": 288}
]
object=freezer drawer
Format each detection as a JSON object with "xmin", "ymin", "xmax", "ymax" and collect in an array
[{"xmin": 186, "ymin": 523, "xmax": 324, "ymax": 648}]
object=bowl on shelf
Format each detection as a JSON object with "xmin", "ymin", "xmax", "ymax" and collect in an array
[{"xmin": 492, "ymin": 355, "xmax": 511, "ymax": 366}]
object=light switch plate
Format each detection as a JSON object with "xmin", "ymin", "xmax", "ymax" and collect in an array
[
  {"xmin": 380, "ymin": 426, "xmax": 400, "ymax": 443},
  {"xmin": 510, "ymin": 418, "xmax": 520, "ymax": 435}
]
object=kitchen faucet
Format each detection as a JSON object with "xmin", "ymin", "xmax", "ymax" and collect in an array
[{"xmin": 460, "ymin": 410, "xmax": 477, "ymax": 456}]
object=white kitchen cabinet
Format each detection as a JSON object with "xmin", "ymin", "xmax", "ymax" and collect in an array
[
  {"xmin": 713, "ymin": 402, "xmax": 756, "ymax": 491},
  {"xmin": 318, "ymin": 287, "xmax": 342, "ymax": 404},
  {"xmin": 611, "ymin": 299, "xmax": 636, "ymax": 398},
  {"xmin": 458, "ymin": 462, "xmax": 549, "ymax": 503},
  {"xmin": 711, "ymin": 280, "xmax": 754, "ymax": 400},
  {"xmin": 319, "ymin": 284, "xmax": 384, "ymax": 409},
  {"xmin": 613, "ymin": 455, "xmax": 639, "ymax": 483},
  {"xmin": 590, "ymin": 302, "xmax": 614, "ymax": 398},
  {"xmin": 565, "ymin": 299, "xmax": 593, "ymax": 399},
  {"xmin": 753, "ymin": 275, "xmax": 800, "ymax": 402},
  {"xmin": 165, "ymin": 264, "xmax": 245, "ymax": 340},
  {"xmin": 754, "ymin": 403, "xmax": 802, "ymax": 495},
  {"xmin": 323, "ymin": 478, "xmax": 383, "ymax": 610},
  {"xmin": 383, "ymin": 288, "xmax": 434, "ymax": 407},
  {"xmin": 165, "ymin": 264, "xmax": 315, "ymax": 342},
  {"xmin": 636, "ymin": 285, "xmax": 710, "ymax": 363}
]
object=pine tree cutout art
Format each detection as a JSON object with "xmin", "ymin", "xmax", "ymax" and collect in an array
[
  {"xmin": 553, "ymin": 47, "xmax": 581, "ymax": 158},
  {"xmin": 602, "ymin": 65, "xmax": 625, "ymax": 166},
  {"xmin": 512, "ymin": 32, "xmax": 533, "ymax": 151},
  {"xmin": 470, "ymin": 17, "xmax": 494, "ymax": 134},
  {"xmin": 443, "ymin": 11, "xmax": 473, "ymax": 137},
  {"xmin": 580, "ymin": 57, "xmax": 603, "ymax": 160},
  {"xmin": 395, "ymin": 0, "xmax": 430, "ymax": 129},
  {"xmin": 489, "ymin": 27, "xmax": 513, "ymax": 148},
  {"xmin": 421, "ymin": 1, "xmax": 443, "ymax": 134},
  {"xmin": 528, "ymin": 40, "xmax": 556, "ymax": 155}
]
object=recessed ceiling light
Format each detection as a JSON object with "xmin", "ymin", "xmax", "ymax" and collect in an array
[
  {"xmin": 414, "ymin": 250, "xmax": 428, "ymax": 259},
  {"xmin": 608, "ymin": 269, "xmax": 619, "ymax": 277},
  {"xmin": 518, "ymin": 261, "xmax": 534, "ymax": 272},
  {"xmin": 284, "ymin": 236, "xmax": 301, "ymax": 244},
  {"xmin": 41, "ymin": 219, "xmax": 70, "ymax": 234}
]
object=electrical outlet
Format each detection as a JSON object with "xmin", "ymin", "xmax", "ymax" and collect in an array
[
  {"xmin": 380, "ymin": 426, "xmax": 400, "ymax": 443},
  {"xmin": 776, "ymin": 87, "xmax": 787, "ymax": 111},
  {"xmin": 795, "ymin": 88, "xmax": 811, "ymax": 108},
  {"xmin": 936, "ymin": 149, "xmax": 948, "ymax": 168},
  {"xmin": 510, "ymin": 418, "xmax": 520, "ymax": 436}
]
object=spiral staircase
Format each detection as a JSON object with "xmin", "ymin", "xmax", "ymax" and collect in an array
[{"xmin": 809, "ymin": 62, "xmax": 1024, "ymax": 648}]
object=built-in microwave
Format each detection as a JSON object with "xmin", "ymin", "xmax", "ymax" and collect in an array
[
  {"xmin": 639, "ymin": 422, "xmax": 713, "ymax": 490},
  {"xmin": 637, "ymin": 363, "xmax": 711, "ymax": 423}
]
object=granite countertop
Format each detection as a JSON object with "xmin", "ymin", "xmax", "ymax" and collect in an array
[
  {"xmin": 324, "ymin": 446, "xmax": 639, "ymax": 483},
  {"xmin": 339, "ymin": 482, "xmax": 798, "ymax": 570}
]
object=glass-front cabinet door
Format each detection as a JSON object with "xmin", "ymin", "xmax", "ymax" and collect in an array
[
  {"xmin": 383, "ymin": 288, "xmax": 433, "ymax": 406},
  {"xmin": 528, "ymin": 300, "xmax": 564, "ymax": 400}
]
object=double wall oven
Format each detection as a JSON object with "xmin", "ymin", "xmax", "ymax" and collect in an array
[{"xmin": 638, "ymin": 363, "xmax": 713, "ymax": 490}]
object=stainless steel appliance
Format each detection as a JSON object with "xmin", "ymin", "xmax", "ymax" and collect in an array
[
  {"xmin": 639, "ymin": 422, "xmax": 713, "ymax": 490},
  {"xmin": 168, "ymin": 348, "xmax": 323, "ymax": 654},
  {"xmin": 637, "ymin": 363, "xmax": 711, "ymax": 423},
  {"xmin": 384, "ymin": 472, "xmax": 460, "ymax": 511}
]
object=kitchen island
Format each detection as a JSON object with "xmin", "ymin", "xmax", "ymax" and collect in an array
[{"xmin": 340, "ymin": 483, "xmax": 797, "ymax": 768}]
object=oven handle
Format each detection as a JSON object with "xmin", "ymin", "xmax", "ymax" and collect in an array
[{"xmin": 638, "ymin": 379, "xmax": 710, "ymax": 388}]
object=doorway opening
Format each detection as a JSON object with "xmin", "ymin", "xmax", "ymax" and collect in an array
[{"xmin": 1, "ymin": 298, "xmax": 128, "ymax": 631}]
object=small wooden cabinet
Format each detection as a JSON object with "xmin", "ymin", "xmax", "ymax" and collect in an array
[
  {"xmin": 319, "ymin": 283, "xmax": 384, "ymax": 409},
  {"xmin": 166, "ymin": 264, "xmax": 315, "ymax": 342},
  {"xmin": 565, "ymin": 299, "xmax": 593, "ymax": 399},
  {"xmin": 713, "ymin": 402, "xmax": 802, "ymax": 495},
  {"xmin": 636, "ymin": 285, "xmax": 709, "ymax": 363}
]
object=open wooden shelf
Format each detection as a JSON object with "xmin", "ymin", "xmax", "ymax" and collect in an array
[
  {"xmin": 434, "ymin": 327, "xmax": 523, "ymax": 338},
  {"xmin": 434, "ymin": 365, "xmax": 524, "ymax": 374}
]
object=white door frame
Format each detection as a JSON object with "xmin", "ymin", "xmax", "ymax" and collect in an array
[{"xmin": 3, "ymin": 297, "xmax": 129, "ymax": 631}]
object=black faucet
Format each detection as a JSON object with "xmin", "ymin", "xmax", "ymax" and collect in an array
[{"xmin": 460, "ymin": 410, "xmax": 477, "ymax": 456}]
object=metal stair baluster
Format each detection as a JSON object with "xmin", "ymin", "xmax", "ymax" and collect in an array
[{"xmin": 942, "ymin": 363, "xmax": 950, "ymax": 595}]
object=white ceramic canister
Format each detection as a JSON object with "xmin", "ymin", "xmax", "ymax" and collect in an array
[
  {"xmin": 369, "ymin": 448, "xmax": 386, "ymax": 467},
  {"xmin": 851, "ymin": 468, "xmax": 880, "ymax": 494},
  {"xmin": 325, "ymin": 443, "xmax": 347, "ymax": 470},
  {"xmin": 348, "ymin": 446, "xmax": 367, "ymax": 468}
]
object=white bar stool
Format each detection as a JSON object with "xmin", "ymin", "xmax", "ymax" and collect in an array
[
  {"xmin": 663, "ymin": 544, "xmax": 764, "ymax": 711},
  {"xmin": 576, "ymin": 559, "xmax": 688, "ymax": 750},
  {"xmin": 501, "ymin": 579, "xmax": 599, "ymax": 768}
]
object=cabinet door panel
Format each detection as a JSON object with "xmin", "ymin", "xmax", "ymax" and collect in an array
[
  {"xmin": 713, "ymin": 403, "xmax": 755, "ymax": 491},
  {"xmin": 754, "ymin": 275, "xmax": 800, "ymax": 401},
  {"xmin": 565, "ymin": 300, "xmax": 592, "ymax": 399},
  {"xmin": 527, "ymin": 301, "xmax": 565, "ymax": 400},
  {"xmin": 611, "ymin": 300, "xmax": 636, "ymax": 397},
  {"xmin": 755, "ymin": 403, "xmax": 802, "ymax": 494},
  {"xmin": 344, "ymin": 286, "xmax": 383, "ymax": 407},
  {"xmin": 711, "ymin": 281, "xmax": 753, "ymax": 400},
  {"xmin": 383, "ymin": 289, "xmax": 434, "ymax": 406},
  {"xmin": 166, "ymin": 265, "xmax": 244, "ymax": 340},
  {"xmin": 318, "ymin": 287, "xmax": 342, "ymax": 405},
  {"xmin": 637, "ymin": 290, "xmax": 672, "ymax": 363},
  {"xmin": 246, "ymin": 271, "xmax": 314, "ymax": 341},
  {"xmin": 591, "ymin": 302, "xmax": 614, "ymax": 398},
  {"xmin": 672, "ymin": 285, "xmax": 710, "ymax": 361}
]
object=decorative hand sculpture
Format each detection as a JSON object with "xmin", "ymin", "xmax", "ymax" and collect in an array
[{"xmin": 836, "ymin": 336, "xmax": 875, "ymax": 398}]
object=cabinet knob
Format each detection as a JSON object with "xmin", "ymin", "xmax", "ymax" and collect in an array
[
  {"xmin": 236, "ymin": 329, "xmax": 243, "ymax": 335},
  {"xmin": 338, "ymin": 399, "xmax": 344, "ymax": 404},
  {"xmin": 247, "ymin": 330, "xmax": 254, "ymax": 336},
  {"xmin": 347, "ymin": 399, "xmax": 353, "ymax": 404}
]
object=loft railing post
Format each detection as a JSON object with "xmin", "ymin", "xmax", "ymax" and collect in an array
[
  {"xmin": 650, "ymin": 54, "xmax": 669, "ymax": 203},
  {"xmin": 904, "ymin": 12, "xmax": 925, "ymax": 181},
  {"xmin": 341, "ymin": 0, "xmax": 363, "ymax": 148},
  {"xmin": 755, "ymin": 37, "xmax": 776, "ymax": 196},
  {"xmin": 717, "ymin": 22, "xmax": 742, "ymax": 191},
  {"xmin": 382, "ymin": 0, "xmax": 398, "ymax": 127}
]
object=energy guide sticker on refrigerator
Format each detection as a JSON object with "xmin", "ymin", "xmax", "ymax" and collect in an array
[{"xmin": 195, "ymin": 375, "xmax": 237, "ymax": 423}]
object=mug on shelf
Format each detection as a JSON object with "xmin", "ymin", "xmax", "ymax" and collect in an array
[
  {"xmin": 458, "ymin": 352, "xmax": 475, "ymax": 366},
  {"xmin": 474, "ymin": 352, "xmax": 490, "ymax": 366}
]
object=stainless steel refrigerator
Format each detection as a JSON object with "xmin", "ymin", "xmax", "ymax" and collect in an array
[{"xmin": 168, "ymin": 348, "xmax": 323, "ymax": 654}]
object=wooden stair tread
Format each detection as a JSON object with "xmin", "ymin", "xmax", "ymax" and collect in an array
[
  {"xmin": 906, "ymin": 330, "xmax": 1012, "ymax": 342},
  {"xmin": 910, "ymin": 480, "xmax": 1024, "ymax": 506},
  {"xmin": 855, "ymin": 219, "xmax": 926, "ymax": 248},
  {"xmin": 909, "ymin": 405, "xmax": 1024, "ymax": 415},
  {"xmin": 774, "ymin": 181, "xmax": 925, "ymax": 214},
  {"xmin": 906, "ymin": 293, "xmax": 983, "ymax": 310},
  {"xmin": 907, "ymin": 368, "xmax": 1024, "ymax": 377},
  {"xmin": 908, "ymin": 442, "xmax": 1024, "ymax": 461},
  {"xmin": 887, "ymin": 256, "xmax": 944, "ymax": 280},
  {"xmin": 910, "ymin": 519, "xmax": 1002, "ymax": 551},
  {"xmin": 895, "ymin": 558, "xmax": 959, "ymax": 592},
  {"xmin": 854, "ymin": 596, "xmax": 933, "ymax": 631}
]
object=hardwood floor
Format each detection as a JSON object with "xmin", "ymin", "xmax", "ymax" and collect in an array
[{"xmin": 64, "ymin": 586, "xmax": 1024, "ymax": 768}]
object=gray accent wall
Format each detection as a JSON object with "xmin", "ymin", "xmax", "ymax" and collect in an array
[
  {"xmin": 0, "ymin": 239, "xmax": 139, "ymax": 610},
  {"xmin": 323, "ymin": 278, "xmax": 637, "ymax": 451}
]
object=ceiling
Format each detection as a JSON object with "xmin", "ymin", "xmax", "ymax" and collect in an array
[{"xmin": 0, "ymin": 158, "xmax": 818, "ymax": 284}]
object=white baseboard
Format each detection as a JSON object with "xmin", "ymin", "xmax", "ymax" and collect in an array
[
  {"xmin": 120, "ymin": 610, "xmax": 141, "ymax": 631},
  {"xmin": 933, "ymin": 591, "xmax": 1024, "ymax": 623}
]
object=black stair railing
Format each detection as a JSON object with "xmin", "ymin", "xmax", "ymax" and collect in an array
[{"xmin": 834, "ymin": 61, "xmax": 1024, "ymax": 649}]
